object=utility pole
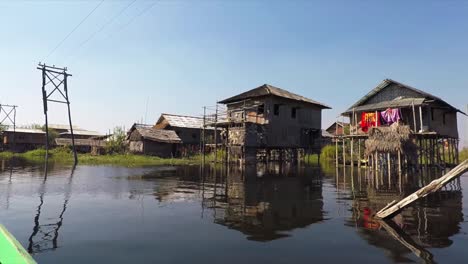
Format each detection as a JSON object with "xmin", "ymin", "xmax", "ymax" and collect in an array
[
  {"xmin": 0, "ymin": 104, "xmax": 18, "ymax": 151},
  {"xmin": 37, "ymin": 63, "xmax": 77, "ymax": 164}
]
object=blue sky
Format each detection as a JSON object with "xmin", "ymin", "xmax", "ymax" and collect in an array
[{"xmin": 0, "ymin": 0, "xmax": 467, "ymax": 145}]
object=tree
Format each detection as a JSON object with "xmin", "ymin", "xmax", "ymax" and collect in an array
[{"xmin": 105, "ymin": 127, "xmax": 128, "ymax": 154}]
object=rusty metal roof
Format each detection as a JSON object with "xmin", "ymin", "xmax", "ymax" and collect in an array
[
  {"xmin": 157, "ymin": 114, "xmax": 204, "ymax": 129},
  {"xmin": 218, "ymin": 84, "xmax": 331, "ymax": 109}
]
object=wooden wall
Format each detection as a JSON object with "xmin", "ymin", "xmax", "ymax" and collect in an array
[{"xmin": 226, "ymin": 95, "xmax": 323, "ymax": 149}]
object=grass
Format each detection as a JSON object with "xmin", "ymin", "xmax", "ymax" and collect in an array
[
  {"xmin": 0, "ymin": 148, "xmax": 216, "ymax": 167},
  {"xmin": 460, "ymin": 148, "xmax": 468, "ymax": 162}
]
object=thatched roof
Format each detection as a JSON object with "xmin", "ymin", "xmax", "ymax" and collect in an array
[
  {"xmin": 218, "ymin": 84, "xmax": 331, "ymax": 109},
  {"xmin": 344, "ymin": 79, "xmax": 465, "ymax": 115},
  {"xmin": 365, "ymin": 124, "xmax": 417, "ymax": 156},
  {"xmin": 127, "ymin": 124, "xmax": 182, "ymax": 143}
]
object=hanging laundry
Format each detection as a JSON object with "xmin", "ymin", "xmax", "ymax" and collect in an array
[
  {"xmin": 360, "ymin": 112, "xmax": 380, "ymax": 132},
  {"xmin": 380, "ymin": 108, "xmax": 402, "ymax": 125}
]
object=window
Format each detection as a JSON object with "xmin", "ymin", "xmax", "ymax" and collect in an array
[
  {"xmin": 274, "ymin": 104, "xmax": 280, "ymax": 116},
  {"xmin": 431, "ymin": 108, "xmax": 434, "ymax": 121},
  {"xmin": 257, "ymin": 104, "xmax": 264, "ymax": 115},
  {"xmin": 291, "ymin": 107, "xmax": 297, "ymax": 119}
]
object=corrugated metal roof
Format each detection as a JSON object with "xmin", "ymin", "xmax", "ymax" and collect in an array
[
  {"xmin": 343, "ymin": 98, "xmax": 425, "ymax": 114},
  {"xmin": 56, "ymin": 138, "xmax": 106, "ymax": 147},
  {"xmin": 345, "ymin": 79, "xmax": 465, "ymax": 114},
  {"xmin": 218, "ymin": 84, "xmax": 331, "ymax": 109},
  {"xmin": 48, "ymin": 124, "xmax": 81, "ymax": 130},
  {"xmin": 3, "ymin": 128, "xmax": 45, "ymax": 134},
  {"xmin": 158, "ymin": 114, "xmax": 204, "ymax": 129},
  {"xmin": 59, "ymin": 130, "xmax": 103, "ymax": 137}
]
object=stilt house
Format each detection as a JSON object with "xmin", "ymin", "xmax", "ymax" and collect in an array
[
  {"xmin": 341, "ymin": 79, "xmax": 465, "ymax": 168},
  {"xmin": 155, "ymin": 113, "xmax": 219, "ymax": 155},
  {"xmin": 215, "ymin": 84, "xmax": 330, "ymax": 163}
]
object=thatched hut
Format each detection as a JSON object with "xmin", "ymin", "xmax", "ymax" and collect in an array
[
  {"xmin": 364, "ymin": 124, "xmax": 418, "ymax": 166},
  {"xmin": 127, "ymin": 124, "xmax": 181, "ymax": 157}
]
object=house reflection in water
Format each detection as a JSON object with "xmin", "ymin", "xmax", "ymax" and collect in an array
[
  {"xmin": 205, "ymin": 164, "xmax": 325, "ymax": 242},
  {"xmin": 343, "ymin": 167, "xmax": 464, "ymax": 263},
  {"xmin": 137, "ymin": 164, "xmax": 326, "ymax": 242}
]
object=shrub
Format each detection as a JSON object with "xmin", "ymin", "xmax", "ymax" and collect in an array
[
  {"xmin": 321, "ymin": 144, "xmax": 337, "ymax": 161},
  {"xmin": 460, "ymin": 148, "xmax": 468, "ymax": 162},
  {"xmin": 105, "ymin": 127, "xmax": 128, "ymax": 154}
]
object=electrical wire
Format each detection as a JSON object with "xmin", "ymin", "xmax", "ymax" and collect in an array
[
  {"xmin": 111, "ymin": 0, "xmax": 159, "ymax": 36},
  {"xmin": 66, "ymin": 0, "xmax": 138, "ymax": 62},
  {"xmin": 69, "ymin": 0, "xmax": 159, "ymax": 64},
  {"xmin": 43, "ymin": 0, "xmax": 105, "ymax": 61}
]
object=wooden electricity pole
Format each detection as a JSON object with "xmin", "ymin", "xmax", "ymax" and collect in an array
[
  {"xmin": 0, "ymin": 104, "xmax": 18, "ymax": 151},
  {"xmin": 37, "ymin": 63, "xmax": 77, "ymax": 164}
]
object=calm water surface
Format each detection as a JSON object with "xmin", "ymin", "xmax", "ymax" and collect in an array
[{"xmin": 0, "ymin": 159, "xmax": 467, "ymax": 263}]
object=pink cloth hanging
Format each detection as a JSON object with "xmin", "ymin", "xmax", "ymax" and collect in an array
[{"xmin": 380, "ymin": 108, "xmax": 401, "ymax": 124}]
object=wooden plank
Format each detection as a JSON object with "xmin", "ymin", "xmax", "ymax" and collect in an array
[{"xmin": 376, "ymin": 160, "xmax": 468, "ymax": 219}]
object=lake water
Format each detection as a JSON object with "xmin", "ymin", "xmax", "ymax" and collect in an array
[{"xmin": 0, "ymin": 159, "xmax": 467, "ymax": 263}]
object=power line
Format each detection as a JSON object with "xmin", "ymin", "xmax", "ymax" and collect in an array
[
  {"xmin": 69, "ymin": 0, "xmax": 159, "ymax": 65},
  {"xmin": 67, "ymin": 0, "xmax": 138, "ymax": 62},
  {"xmin": 113, "ymin": 0, "xmax": 159, "ymax": 35},
  {"xmin": 43, "ymin": 0, "xmax": 105, "ymax": 61}
]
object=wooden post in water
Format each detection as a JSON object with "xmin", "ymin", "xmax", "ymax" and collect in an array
[
  {"xmin": 376, "ymin": 160, "xmax": 468, "ymax": 219},
  {"xmin": 335, "ymin": 137, "xmax": 339, "ymax": 167},
  {"xmin": 351, "ymin": 138, "xmax": 354, "ymax": 167},
  {"xmin": 358, "ymin": 139, "xmax": 361, "ymax": 168},
  {"xmin": 343, "ymin": 138, "xmax": 346, "ymax": 166}
]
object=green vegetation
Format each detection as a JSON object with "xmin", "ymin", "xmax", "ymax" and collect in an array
[
  {"xmin": 0, "ymin": 147, "xmax": 223, "ymax": 167},
  {"xmin": 460, "ymin": 148, "xmax": 468, "ymax": 162},
  {"xmin": 104, "ymin": 126, "xmax": 128, "ymax": 154}
]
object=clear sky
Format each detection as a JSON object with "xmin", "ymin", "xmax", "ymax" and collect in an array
[{"xmin": 0, "ymin": 0, "xmax": 467, "ymax": 146}]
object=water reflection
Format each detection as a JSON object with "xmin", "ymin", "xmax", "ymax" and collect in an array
[
  {"xmin": 338, "ymin": 166, "xmax": 464, "ymax": 263},
  {"xmin": 210, "ymin": 164, "xmax": 324, "ymax": 241},
  {"xmin": 0, "ymin": 159, "xmax": 466, "ymax": 263},
  {"xmin": 27, "ymin": 163, "xmax": 75, "ymax": 254}
]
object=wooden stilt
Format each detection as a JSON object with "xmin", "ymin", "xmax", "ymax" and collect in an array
[
  {"xmin": 376, "ymin": 160, "xmax": 468, "ymax": 219},
  {"xmin": 335, "ymin": 137, "xmax": 339, "ymax": 167},
  {"xmin": 358, "ymin": 139, "xmax": 361, "ymax": 168},
  {"xmin": 398, "ymin": 151, "xmax": 402, "ymax": 175},
  {"xmin": 387, "ymin": 153, "xmax": 391, "ymax": 187},
  {"xmin": 343, "ymin": 138, "xmax": 346, "ymax": 166},
  {"xmin": 419, "ymin": 106, "xmax": 424, "ymax": 133},
  {"xmin": 351, "ymin": 138, "xmax": 354, "ymax": 167}
]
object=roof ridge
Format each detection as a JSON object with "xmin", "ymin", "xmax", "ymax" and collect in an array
[{"xmin": 161, "ymin": 113, "xmax": 202, "ymax": 119}]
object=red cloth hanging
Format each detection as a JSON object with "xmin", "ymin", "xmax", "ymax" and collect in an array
[{"xmin": 360, "ymin": 112, "xmax": 380, "ymax": 132}]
